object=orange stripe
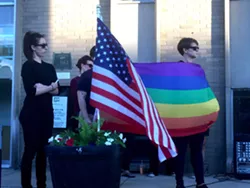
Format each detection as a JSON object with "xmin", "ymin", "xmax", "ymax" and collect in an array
[
  {"xmin": 100, "ymin": 111, "xmax": 216, "ymax": 137},
  {"xmin": 162, "ymin": 111, "xmax": 219, "ymax": 129}
]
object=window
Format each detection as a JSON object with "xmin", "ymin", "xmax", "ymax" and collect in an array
[{"xmin": 0, "ymin": 1, "xmax": 14, "ymax": 60}]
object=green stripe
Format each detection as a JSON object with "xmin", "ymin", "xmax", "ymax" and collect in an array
[{"xmin": 146, "ymin": 87, "xmax": 215, "ymax": 104}]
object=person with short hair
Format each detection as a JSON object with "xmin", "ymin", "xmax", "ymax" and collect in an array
[
  {"xmin": 68, "ymin": 55, "xmax": 93, "ymax": 130},
  {"xmin": 173, "ymin": 37, "xmax": 208, "ymax": 188},
  {"xmin": 77, "ymin": 59, "xmax": 95, "ymax": 124}
]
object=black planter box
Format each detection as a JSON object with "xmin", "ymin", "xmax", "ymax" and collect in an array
[{"xmin": 46, "ymin": 145, "xmax": 121, "ymax": 188}]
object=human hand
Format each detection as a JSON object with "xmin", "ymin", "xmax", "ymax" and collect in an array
[{"xmin": 50, "ymin": 82, "xmax": 58, "ymax": 90}]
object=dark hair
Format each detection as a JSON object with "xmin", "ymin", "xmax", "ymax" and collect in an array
[
  {"xmin": 177, "ymin": 37, "xmax": 199, "ymax": 56},
  {"xmin": 23, "ymin": 31, "xmax": 45, "ymax": 60},
  {"xmin": 89, "ymin": 46, "xmax": 95, "ymax": 59},
  {"xmin": 76, "ymin": 55, "xmax": 93, "ymax": 70}
]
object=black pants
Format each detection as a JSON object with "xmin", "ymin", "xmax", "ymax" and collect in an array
[
  {"xmin": 121, "ymin": 133, "xmax": 135, "ymax": 170},
  {"xmin": 173, "ymin": 132, "xmax": 205, "ymax": 185},
  {"xmin": 68, "ymin": 115, "xmax": 79, "ymax": 131},
  {"xmin": 19, "ymin": 108, "xmax": 53, "ymax": 188},
  {"xmin": 165, "ymin": 158, "xmax": 175, "ymax": 175},
  {"xmin": 148, "ymin": 142, "xmax": 159, "ymax": 175}
]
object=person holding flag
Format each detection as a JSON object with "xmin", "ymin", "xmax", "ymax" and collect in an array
[{"xmin": 169, "ymin": 38, "xmax": 211, "ymax": 188}]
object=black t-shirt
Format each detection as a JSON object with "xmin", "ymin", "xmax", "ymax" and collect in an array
[
  {"xmin": 77, "ymin": 69, "xmax": 95, "ymax": 115},
  {"xmin": 21, "ymin": 60, "xmax": 58, "ymax": 112}
]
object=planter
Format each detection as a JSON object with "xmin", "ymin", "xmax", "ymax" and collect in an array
[{"xmin": 46, "ymin": 144, "xmax": 121, "ymax": 188}]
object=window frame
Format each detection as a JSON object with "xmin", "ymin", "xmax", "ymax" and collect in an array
[{"xmin": 0, "ymin": 2, "xmax": 14, "ymax": 6}]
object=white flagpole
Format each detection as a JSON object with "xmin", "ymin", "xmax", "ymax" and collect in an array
[
  {"xmin": 96, "ymin": 3, "xmax": 103, "ymax": 21},
  {"xmin": 95, "ymin": 2, "xmax": 103, "ymax": 132}
]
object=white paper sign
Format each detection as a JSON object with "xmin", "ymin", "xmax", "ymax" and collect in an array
[
  {"xmin": 56, "ymin": 72, "xmax": 70, "ymax": 79},
  {"xmin": 53, "ymin": 96, "xmax": 68, "ymax": 128}
]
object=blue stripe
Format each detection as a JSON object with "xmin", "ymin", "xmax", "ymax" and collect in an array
[{"xmin": 140, "ymin": 75, "xmax": 209, "ymax": 90}]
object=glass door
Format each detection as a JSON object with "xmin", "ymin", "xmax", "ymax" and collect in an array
[{"xmin": 0, "ymin": 0, "xmax": 15, "ymax": 168}]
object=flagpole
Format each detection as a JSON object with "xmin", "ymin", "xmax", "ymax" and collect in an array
[
  {"xmin": 96, "ymin": 3, "xmax": 103, "ymax": 21},
  {"xmin": 96, "ymin": 2, "xmax": 103, "ymax": 132}
]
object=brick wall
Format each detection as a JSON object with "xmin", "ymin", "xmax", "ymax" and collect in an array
[
  {"xmin": 157, "ymin": 0, "xmax": 225, "ymax": 174},
  {"xmin": 15, "ymin": 0, "xmax": 111, "ymax": 167},
  {"xmin": 15, "ymin": 0, "xmax": 226, "ymax": 174}
]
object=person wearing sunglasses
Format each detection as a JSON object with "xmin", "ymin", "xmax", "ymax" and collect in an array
[
  {"xmin": 19, "ymin": 31, "xmax": 59, "ymax": 188},
  {"xmin": 172, "ymin": 37, "xmax": 208, "ymax": 188},
  {"xmin": 68, "ymin": 55, "xmax": 94, "ymax": 130},
  {"xmin": 77, "ymin": 56, "xmax": 95, "ymax": 125}
]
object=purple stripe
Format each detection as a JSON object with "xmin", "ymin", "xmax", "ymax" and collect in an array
[{"xmin": 133, "ymin": 62, "xmax": 205, "ymax": 77}]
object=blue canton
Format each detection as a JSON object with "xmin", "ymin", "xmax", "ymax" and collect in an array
[{"xmin": 95, "ymin": 18, "xmax": 132, "ymax": 85}]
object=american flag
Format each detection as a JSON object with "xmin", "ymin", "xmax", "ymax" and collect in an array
[{"xmin": 90, "ymin": 18, "xmax": 177, "ymax": 161}]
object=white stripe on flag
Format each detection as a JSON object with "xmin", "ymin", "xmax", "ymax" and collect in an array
[{"xmin": 91, "ymin": 92, "xmax": 145, "ymax": 126}]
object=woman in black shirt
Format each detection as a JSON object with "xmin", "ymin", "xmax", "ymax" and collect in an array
[{"xmin": 19, "ymin": 31, "xmax": 59, "ymax": 188}]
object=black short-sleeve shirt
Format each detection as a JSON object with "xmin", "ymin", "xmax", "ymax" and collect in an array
[
  {"xmin": 21, "ymin": 60, "xmax": 58, "ymax": 112},
  {"xmin": 77, "ymin": 69, "xmax": 95, "ymax": 115}
]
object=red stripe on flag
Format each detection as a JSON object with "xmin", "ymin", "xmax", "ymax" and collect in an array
[
  {"xmin": 126, "ymin": 59, "xmax": 177, "ymax": 159},
  {"xmin": 92, "ymin": 72, "xmax": 141, "ymax": 107},
  {"xmin": 91, "ymin": 86, "xmax": 145, "ymax": 120},
  {"xmin": 90, "ymin": 99, "xmax": 142, "ymax": 126}
]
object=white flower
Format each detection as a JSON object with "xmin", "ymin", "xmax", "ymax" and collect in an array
[
  {"xmin": 105, "ymin": 141, "xmax": 112, "ymax": 146},
  {"xmin": 48, "ymin": 136, "xmax": 54, "ymax": 143},
  {"xmin": 107, "ymin": 138, "xmax": 114, "ymax": 142},
  {"xmin": 104, "ymin": 132, "xmax": 111, "ymax": 137},
  {"xmin": 123, "ymin": 138, "xmax": 127, "ymax": 143},
  {"xmin": 55, "ymin": 135, "xmax": 62, "ymax": 143},
  {"xmin": 119, "ymin": 133, "xmax": 123, "ymax": 140}
]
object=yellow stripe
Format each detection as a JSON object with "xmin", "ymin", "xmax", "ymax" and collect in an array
[{"xmin": 155, "ymin": 98, "xmax": 220, "ymax": 118}]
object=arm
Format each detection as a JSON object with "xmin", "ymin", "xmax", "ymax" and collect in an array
[
  {"xmin": 35, "ymin": 84, "xmax": 55, "ymax": 96},
  {"xmin": 50, "ymin": 88, "xmax": 59, "ymax": 95},
  {"xmin": 21, "ymin": 63, "xmax": 53, "ymax": 96},
  {"xmin": 77, "ymin": 90, "xmax": 91, "ymax": 123},
  {"xmin": 49, "ymin": 64, "xmax": 59, "ymax": 95}
]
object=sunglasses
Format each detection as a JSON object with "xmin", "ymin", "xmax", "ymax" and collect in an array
[
  {"xmin": 87, "ymin": 64, "xmax": 93, "ymax": 68},
  {"xmin": 189, "ymin": 46, "xmax": 199, "ymax": 51},
  {"xmin": 36, "ymin": 43, "xmax": 48, "ymax": 48}
]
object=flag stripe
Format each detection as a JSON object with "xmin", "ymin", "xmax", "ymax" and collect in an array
[
  {"xmin": 134, "ymin": 62, "xmax": 205, "ymax": 76},
  {"xmin": 92, "ymin": 79, "xmax": 143, "ymax": 115},
  {"xmin": 146, "ymin": 87, "xmax": 215, "ymax": 104},
  {"xmin": 91, "ymin": 86, "xmax": 145, "ymax": 120},
  {"xmin": 140, "ymin": 75, "xmax": 209, "ymax": 90},
  {"xmin": 127, "ymin": 63, "xmax": 152, "ymax": 140},
  {"xmin": 92, "ymin": 72, "xmax": 142, "ymax": 108},
  {"xmin": 140, "ymin": 76, "xmax": 171, "ymax": 157},
  {"xmin": 128, "ymin": 60, "xmax": 177, "ymax": 160},
  {"xmin": 156, "ymin": 98, "xmax": 219, "ymax": 118},
  {"xmin": 93, "ymin": 65, "xmax": 140, "ymax": 101},
  {"xmin": 91, "ymin": 100, "xmax": 145, "ymax": 128},
  {"xmin": 139, "ymin": 66, "xmax": 177, "ymax": 158},
  {"xmin": 91, "ymin": 92, "xmax": 145, "ymax": 126}
]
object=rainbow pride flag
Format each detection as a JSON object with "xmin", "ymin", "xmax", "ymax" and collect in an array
[{"xmin": 101, "ymin": 62, "xmax": 220, "ymax": 137}]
